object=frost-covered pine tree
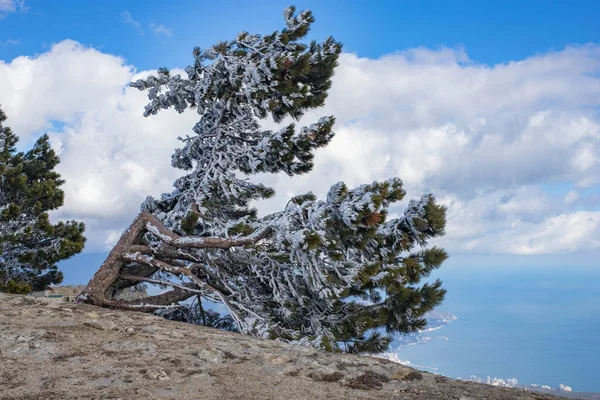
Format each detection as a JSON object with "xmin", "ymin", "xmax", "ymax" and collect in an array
[
  {"xmin": 0, "ymin": 107, "xmax": 86, "ymax": 294},
  {"xmin": 82, "ymin": 6, "xmax": 448, "ymax": 352}
]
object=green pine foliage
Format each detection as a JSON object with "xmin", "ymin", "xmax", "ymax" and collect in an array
[
  {"xmin": 125, "ymin": 6, "xmax": 449, "ymax": 353},
  {"xmin": 0, "ymin": 107, "xmax": 86, "ymax": 293}
]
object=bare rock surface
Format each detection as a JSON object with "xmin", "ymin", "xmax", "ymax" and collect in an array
[{"xmin": 0, "ymin": 293, "xmax": 565, "ymax": 400}]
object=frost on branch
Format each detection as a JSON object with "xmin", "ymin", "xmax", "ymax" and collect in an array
[{"xmin": 81, "ymin": 6, "xmax": 448, "ymax": 353}]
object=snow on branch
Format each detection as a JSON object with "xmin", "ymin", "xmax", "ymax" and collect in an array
[{"xmin": 82, "ymin": 6, "xmax": 448, "ymax": 353}]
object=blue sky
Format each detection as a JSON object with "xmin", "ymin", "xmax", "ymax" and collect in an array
[
  {"xmin": 3, "ymin": 1, "xmax": 600, "ymax": 68},
  {"xmin": 1, "ymin": 1, "xmax": 600, "ymax": 285}
]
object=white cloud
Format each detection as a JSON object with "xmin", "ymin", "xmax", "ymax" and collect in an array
[
  {"xmin": 508, "ymin": 212, "xmax": 600, "ymax": 255},
  {"xmin": 436, "ymin": 190, "xmax": 600, "ymax": 255},
  {"xmin": 150, "ymin": 23, "xmax": 172, "ymax": 38},
  {"xmin": 314, "ymin": 49, "xmax": 600, "ymax": 193},
  {"xmin": 0, "ymin": 0, "xmax": 25, "ymax": 16},
  {"xmin": 0, "ymin": 41, "xmax": 198, "ymax": 249},
  {"xmin": 104, "ymin": 230, "xmax": 122, "ymax": 248},
  {"xmin": 1, "ymin": 40, "xmax": 599, "ymax": 256},
  {"xmin": 564, "ymin": 190, "xmax": 579, "ymax": 204},
  {"xmin": 0, "ymin": 40, "xmax": 133, "ymax": 143},
  {"xmin": 121, "ymin": 11, "xmax": 143, "ymax": 35}
]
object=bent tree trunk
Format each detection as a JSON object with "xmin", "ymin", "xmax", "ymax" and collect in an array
[{"xmin": 78, "ymin": 211, "xmax": 269, "ymax": 313}]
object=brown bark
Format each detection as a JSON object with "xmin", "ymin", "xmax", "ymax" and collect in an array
[
  {"xmin": 132, "ymin": 289, "xmax": 195, "ymax": 305},
  {"xmin": 79, "ymin": 213, "xmax": 148, "ymax": 306},
  {"xmin": 80, "ymin": 211, "xmax": 268, "ymax": 312},
  {"xmin": 113, "ymin": 264, "xmax": 159, "ymax": 291}
]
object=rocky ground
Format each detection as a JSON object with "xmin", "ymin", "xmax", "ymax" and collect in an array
[{"xmin": 0, "ymin": 293, "xmax": 567, "ymax": 400}]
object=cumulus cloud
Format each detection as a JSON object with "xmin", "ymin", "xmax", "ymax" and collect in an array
[
  {"xmin": 0, "ymin": 40, "xmax": 599, "ymax": 255},
  {"xmin": 0, "ymin": 40, "xmax": 134, "ymax": 143},
  {"xmin": 275, "ymin": 47, "xmax": 600, "ymax": 255},
  {"xmin": 437, "ymin": 190, "xmax": 600, "ymax": 254},
  {"xmin": 309, "ymin": 48, "xmax": 600, "ymax": 192},
  {"xmin": 0, "ymin": 40, "xmax": 198, "ymax": 248}
]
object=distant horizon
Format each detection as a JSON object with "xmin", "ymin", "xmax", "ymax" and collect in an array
[
  {"xmin": 59, "ymin": 251, "xmax": 600, "ymax": 286},
  {"xmin": 393, "ymin": 265, "xmax": 600, "ymax": 393}
]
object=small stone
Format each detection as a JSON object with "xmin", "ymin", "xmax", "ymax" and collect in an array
[
  {"xmin": 188, "ymin": 371, "xmax": 215, "ymax": 385},
  {"xmin": 15, "ymin": 335, "xmax": 29, "ymax": 343},
  {"xmin": 158, "ymin": 372, "xmax": 170, "ymax": 381},
  {"xmin": 85, "ymin": 319, "xmax": 118, "ymax": 331},
  {"xmin": 126, "ymin": 327, "xmax": 135, "ymax": 333},
  {"xmin": 391, "ymin": 367, "xmax": 411, "ymax": 380},
  {"xmin": 265, "ymin": 353, "xmax": 292, "ymax": 365},
  {"xmin": 345, "ymin": 371, "xmax": 390, "ymax": 390},
  {"xmin": 196, "ymin": 348, "xmax": 227, "ymax": 363},
  {"xmin": 403, "ymin": 371, "xmax": 424, "ymax": 381},
  {"xmin": 308, "ymin": 371, "xmax": 345, "ymax": 382},
  {"xmin": 135, "ymin": 388, "xmax": 152, "ymax": 396},
  {"xmin": 145, "ymin": 368, "xmax": 169, "ymax": 380}
]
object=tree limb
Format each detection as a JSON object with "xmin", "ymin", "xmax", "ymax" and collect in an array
[
  {"xmin": 79, "ymin": 213, "xmax": 147, "ymax": 304},
  {"xmin": 80, "ymin": 211, "xmax": 267, "ymax": 313},
  {"xmin": 124, "ymin": 251, "xmax": 228, "ymax": 297},
  {"xmin": 118, "ymin": 274, "xmax": 202, "ymax": 292},
  {"xmin": 128, "ymin": 244, "xmax": 200, "ymax": 262},
  {"xmin": 142, "ymin": 211, "xmax": 271, "ymax": 249}
]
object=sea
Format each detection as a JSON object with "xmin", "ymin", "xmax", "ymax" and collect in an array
[
  {"xmin": 389, "ymin": 263, "xmax": 600, "ymax": 394},
  {"xmin": 60, "ymin": 253, "xmax": 600, "ymax": 394}
]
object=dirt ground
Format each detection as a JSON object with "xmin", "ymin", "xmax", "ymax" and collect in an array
[{"xmin": 0, "ymin": 293, "xmax": 565, "ymax": 400}]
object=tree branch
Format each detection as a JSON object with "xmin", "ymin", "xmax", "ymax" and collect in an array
[
  {"xmin": 128, "ymin": 244, "xmax": 200, "ymax": 262},
  {"xmin": 124, "ymin": 251, "xmax": 229, "ymax": 298},
  {"xmin": 142, "ymin": 211, "xmax": 271, "ymax": 249},
  {"xmin": 81, "ymin": 211, "xmax": 262, "ymax": 309},
  {"xmin": 189, "ymin": 263, "xmax": 233, "ymax": 295},
  {"xmin": 126, "ymin": 289, "xmax": 195, "ymax": 306},
  {"xmin": 119, "ymin": 274, "xmax": 205, "ymax": 296}
]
